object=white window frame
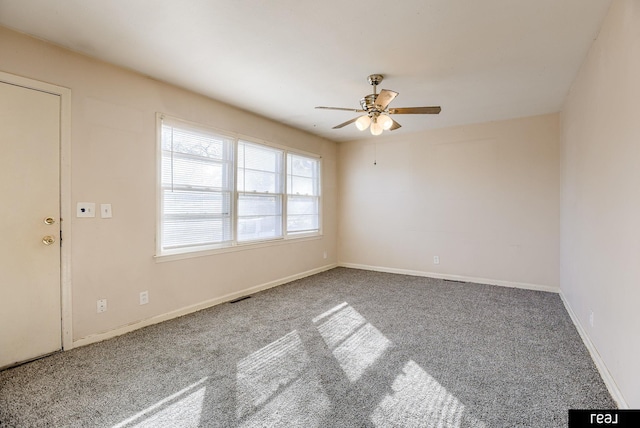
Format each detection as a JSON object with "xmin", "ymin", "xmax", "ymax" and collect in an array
[{"xmin": 156, "ymin": 113, "xmax": 322, "ymax": 261}]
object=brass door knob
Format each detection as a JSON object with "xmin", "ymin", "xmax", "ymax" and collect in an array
[
  {"xmin": 44, "ymin": 217, "xmax": 56, "ymax": 225},
  {"xmin": 42, "ymin": 235, "xmax": 56, "ymax": 245}
]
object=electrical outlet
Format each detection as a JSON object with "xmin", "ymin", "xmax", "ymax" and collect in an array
[
  {"xmin": 589, "ymin": 310, "xmax": 594, "ymax": 328},
  {"xmin": 97, "ymin": 299, "xmax": 107, "ymax": 313},
  {"xmin": 140, "ymin": 291, "xmax": 149, "ymax": 305},
  {"xmin": 433, "ymin": 256, "xmax": 440, "ymax": 265},
  {"xmin": 323, "ymin": 251, "xmax": 327, "ymax": 259}
]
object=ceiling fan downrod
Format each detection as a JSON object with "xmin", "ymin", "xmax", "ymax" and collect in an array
[{"xmin": 367, "ymin": 74, "xmax": 384, "ymax": 93}]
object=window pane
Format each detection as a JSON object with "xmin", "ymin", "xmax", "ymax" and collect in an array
[
  {"xmin": 287, "ymin": 176, "xmax": 315, "ymax": 196},
  {"xmin": 237, "ymin": 216, "xmax": 282, "ymax": 242},
  {"xmin": 237, "ymin": 193, "xmax": 282, "ymax": 241},
  {"xmin": 238, "ymin": 141, "xmax": 283, "ymax": 193},
  {"xmin": 163, "ymin": 190, "xmax": 231, "ymax": 216},
  {"xmin": 289, "ymin": 154, "xmax": 317, "ymax": 177},
  {"xmin": 286, "ymin": 154, "xmax": 319, "ymax": 196},
  {"xmin": 162, "ymin": 124, "xmax": 230, "ymax": 160},
  {"xmin": 162, "ymin": 190, "xmax": 232, "ymax": 248},
  {"xmin": 287, "ymin": 195, "xmax": 318, "ymax": 232},
  {"xmin": 287, "ymin": 195, "xmax": 317, "ymax": 215},
  {"xmin": 287, "ymin": 215, "xmax": 318, "ymax": 233},
  {"xmin": 238, "ymin": 169, "xmax": 277, "ymax": 193},
  {"xmin": 238, "ymin": 142, "xmax": 280, "ymax": 172},
  {"xmin": 238, "ymin": 194, "xmax": 281, "ymax": 216},
  {"xmin": 163, "ymin": 217, "xmax": 232, "ymax": 249},
  {"xmin": 162, "ymin": 152, "xmax": 229, "ymax": 189}
]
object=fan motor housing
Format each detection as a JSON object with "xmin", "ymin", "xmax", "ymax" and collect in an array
[{"xmin": 360, "ymin": 94, "xmax": 378, "ymax": 112}]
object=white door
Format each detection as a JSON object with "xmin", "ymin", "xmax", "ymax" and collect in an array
[{"xmin": 0, "ymin": 80, "xmax": 62, "ymax": 368}]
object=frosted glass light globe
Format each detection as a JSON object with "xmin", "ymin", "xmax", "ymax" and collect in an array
[
  {"xmin": 355, "ymin": 115, "xmax": 371, "ymax": 131},
  {"xmin": 370, "ymin": 121, "xmax": 383, "ymax": 135},
  {"xmin": 378, "ymin": 114, "xmax": 393, "ymax": 130}
]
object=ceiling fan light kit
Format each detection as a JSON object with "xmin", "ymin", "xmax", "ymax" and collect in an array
[
  {"xmin": 370, "ymin": 119, "xmax": 383, "ymax": 136},
  {"xmin": 355, "ymin": 115, "xmax": 371, "ymax": 131},
  {"xmin": 316, "ymin": 74, "xmax": 441, "ymax": 136},
  {"xmin": 377, "ymin": 114, "xmax": 393, "ymax": 130}
]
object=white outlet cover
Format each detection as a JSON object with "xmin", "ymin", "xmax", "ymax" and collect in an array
[
  {"xmin": 77, "ymin": 202, "xmax": 96, "ymax": 218},
  {"xmin": 101, "ymin": 203, "xmax": 112, "ymax": 218},
  {"xmin": 433, "ymin": 256, "xmax": 440, "ymax": 264}
]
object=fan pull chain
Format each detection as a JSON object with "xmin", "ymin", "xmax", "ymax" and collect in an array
[{"xmin": 374, "ymin": 142, "xmax": 377, "ymax": 166}]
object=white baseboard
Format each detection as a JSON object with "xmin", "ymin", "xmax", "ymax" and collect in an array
[
  {"xmin": 72, "ymin": 263, "xmax": 338, "ymax": 348},
  {"xmin": 338, "ymin": 262, "xmax": 559, "ymax": 293},
  {"xmin": 559, "ymin": 292, "xmax": 628, "ymax": 409}
]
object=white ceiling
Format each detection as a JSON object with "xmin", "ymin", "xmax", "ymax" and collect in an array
[{"xmin": 0, "ymin": 0, "xmax": 611, "ymax": 142}]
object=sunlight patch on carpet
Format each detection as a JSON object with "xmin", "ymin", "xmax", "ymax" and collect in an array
[
  {"xmin": 236, "ymin": 330, "xmax": 330, "ymax": 427},
  {"xmin": 314, "ymin": 302, "xmax": 391, "ymax": 382},
  {"xmin": 371, "ymin": 361, "xmax": 486, "ymax": 428},
  {"xmin": 112, "ymin": 377, "xmax": 207, "ymax": 428}
]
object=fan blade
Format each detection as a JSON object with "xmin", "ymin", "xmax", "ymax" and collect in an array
[
  {"xmin": 374, "ymin": 89, "xmax": 398, "ymax": 110},
  {"xmin": 388, "ymin": 106, "xmax": 441, "ymax": 114},
  {"xmin": 332, "ymin": 117, "xmax": 359, "ymax": 129},
  {"xmin": 389, "ymin": 119, "xmax": 402, "ymax": 131},
  {"xmin": 316, "ymin": 106, "xmax": 365, "ymax": 113}
]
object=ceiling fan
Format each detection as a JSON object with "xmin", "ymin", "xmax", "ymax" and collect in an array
[{"xmin": 315, "ymin": 74, "xmax": 441, "ymax": 135}]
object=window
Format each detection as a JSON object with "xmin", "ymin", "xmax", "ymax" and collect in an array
[
  {"xmin": 287, "ymin": 153, "xmax": 320, "ymax": 234},
  {"xmin": 160, "ymin": 118, "xmax": 234, "ymax": 253},
  {"xmin": 158, "ymin": 115, "xmax": 321, "ymax": 256},
  {"xmin": 237, "ymin": 141, "xmax": 284, "ymax": 242}
]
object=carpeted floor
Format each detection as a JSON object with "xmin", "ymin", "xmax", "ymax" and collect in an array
[{"xmin": 0, "ymin": 267, "xmax": 615, "ymax": 427}]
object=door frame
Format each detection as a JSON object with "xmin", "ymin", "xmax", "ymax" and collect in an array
[{"xmin": 0, "ymin": 70, "xmax": 73, "ymax": 351}]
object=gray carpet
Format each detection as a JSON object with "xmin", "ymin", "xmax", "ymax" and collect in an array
[{"xmin": 0, "ymin": 267, "xmax": 615, "ymax": 427}]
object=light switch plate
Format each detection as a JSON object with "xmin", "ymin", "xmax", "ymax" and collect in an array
[
  {"xmin": 101, "ymin": 204, "xmax": 112, "ymax": 218},
  {"xmin": 77, "ymin": 202, "xmax": 96, "ymax": 218}
]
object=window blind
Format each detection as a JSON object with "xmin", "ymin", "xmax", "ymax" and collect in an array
[
  {"xmin": 237, "ymin": 141, "xmax": 284, "ymax": 242},
  {"xmin": 160, "ymin": 120, "xmax": 234, "ymax": 251}
]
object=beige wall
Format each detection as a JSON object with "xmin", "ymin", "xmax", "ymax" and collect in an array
[
  {"xmin": 0, "ymin": 26, "xmax": 338, "ymax": 341},
  {"xmin": 338, "ymin": 114, "xmax": 560, "ymax": 289},
  {"xmin": 560, "ymin": 0, "xmax": 640, "ymax": 407}
]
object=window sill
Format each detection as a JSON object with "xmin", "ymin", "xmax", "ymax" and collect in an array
[{"xmin": 154, "ymin": 233, "xmax": 323, "ymax": 263}]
